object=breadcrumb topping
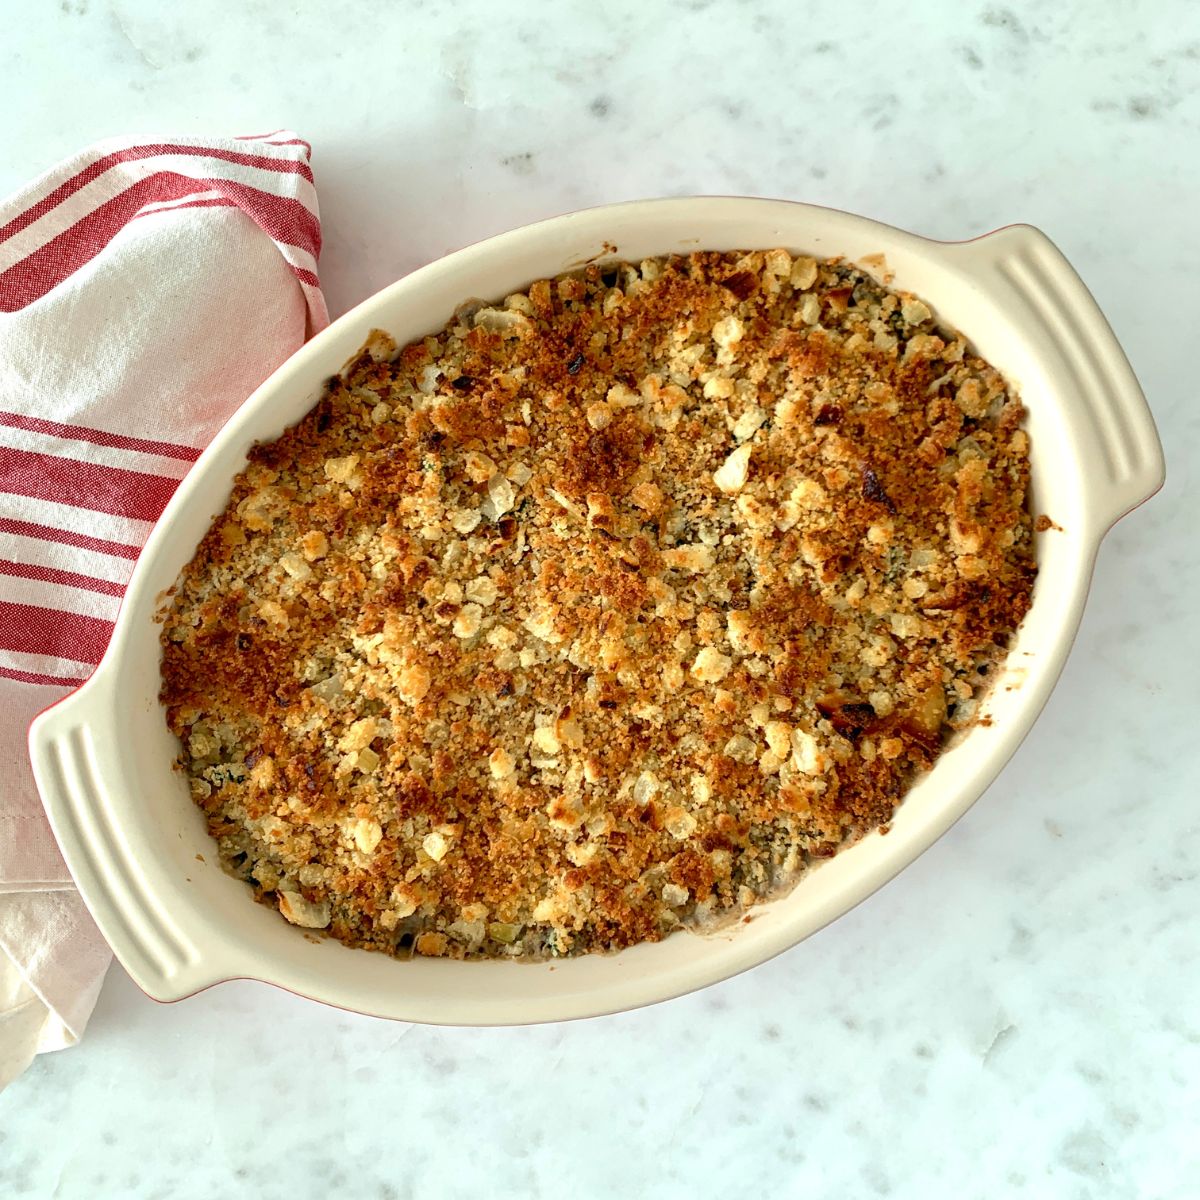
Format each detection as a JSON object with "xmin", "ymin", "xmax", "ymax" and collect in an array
[{"xmin": 159, "ymin": 249, "xmax": 1035, "ymax": 960}]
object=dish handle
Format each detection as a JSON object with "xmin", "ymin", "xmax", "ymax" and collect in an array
[
  {"xmin": 28, "ymin": 677, "xmax": 225, "ymax": 1003},
  {"xmin": 949, "ymin": 224, "xmax": 1165, "ymax": 534}
]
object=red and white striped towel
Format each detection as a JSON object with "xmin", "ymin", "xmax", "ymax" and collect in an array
[{"xmin": 0, "ymin": 132, "xmax": 328, "ymax": 1088}]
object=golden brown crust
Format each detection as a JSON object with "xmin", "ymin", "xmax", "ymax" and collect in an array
[{"xmin": 159, "ymin": 249, "xmax": 1035, "ymax": 959}]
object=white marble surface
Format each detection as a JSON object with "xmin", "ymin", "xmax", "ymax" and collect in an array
[{"xmin": 2, "ymin": 1, "xmax": 1198, "ymax": 1196}]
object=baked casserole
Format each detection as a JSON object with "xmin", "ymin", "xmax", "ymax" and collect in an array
[{"xmin": 160, "ymin": 249, "xmax": 1035, "ymax": 959}]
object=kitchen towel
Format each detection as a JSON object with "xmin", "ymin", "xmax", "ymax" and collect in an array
[{"xmin": 0, "ymin": 132, "xmax": 328, "ymax": 1090}]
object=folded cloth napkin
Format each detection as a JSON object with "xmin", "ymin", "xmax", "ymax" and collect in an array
[{"xmin": 0, "ymin": 132, "xmax": 328, "ymax": 1089}]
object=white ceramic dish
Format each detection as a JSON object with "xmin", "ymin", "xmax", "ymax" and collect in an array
[{"xmin": 28, "ymin": 198, "xmax": 1163, "ymax": 1025}]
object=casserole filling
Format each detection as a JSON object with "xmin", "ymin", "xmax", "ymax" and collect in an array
[{"xmin": 160, "ymin": 249, "xmax": 1035, "ymax": 959}]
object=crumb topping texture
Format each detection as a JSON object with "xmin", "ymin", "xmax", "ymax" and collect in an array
[{"xmin": 160, "ymin": 250, "xmax": 1035, "ymax": 959}]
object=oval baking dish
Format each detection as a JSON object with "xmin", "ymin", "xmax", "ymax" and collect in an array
[{"xmin": 28, "ymin": 198, "xmax": 1164, "ymax": 1024}]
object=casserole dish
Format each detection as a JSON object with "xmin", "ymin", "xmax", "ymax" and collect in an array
[{"xmin": 28, "ymin": 198, "xmax": 1164, "ymax": 1024}]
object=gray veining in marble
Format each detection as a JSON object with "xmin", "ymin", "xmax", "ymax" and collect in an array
[{"xmin": 1, "ymin": 1, "xmax": 1197, "ymax": 1196}]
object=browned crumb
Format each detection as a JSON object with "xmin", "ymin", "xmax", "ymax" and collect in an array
[{"xmin": 159, "ymin": 249, "xmax": 1035, "ymax": 960}]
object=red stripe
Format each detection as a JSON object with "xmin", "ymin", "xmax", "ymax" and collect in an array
[
  {"xmin": 131, "ymin": 197, "xmax": 237, "ymax": 222},
  {"xmin": 0, "ymin": 142, "xmax": 313, "ymax": 243},
  {"xmin": 0, "ymin": 517, "xmax": 141, "ymax": 560},
  {"xmin": 0, "ymin": 558, "xmax": 126, "ymax": 597},
  {"xmin": 291, "ymin": 265, "xmax": 321, "ymax": 287},
  {"xmin": 129, "ymin": 196, "xmax": 322, "ymax": 255},
  {"xmin": 0, "ymin": 410, "xmax": 200, "ymax": 461},
  {"xmin": 0, "ymin": 446, "xmax": 178, "ymax": 522},
  {"xmin": 0, "ymin": 173, "xmax": 321, "ymax": 310},
  {"xmin": 237, "ymin": 132, "xmax": 312, "ymax": 154},
  {"xmin": 0, "ymin": 665, "xmax": 89, "ymax": 688},
  {"xmin": 209, "ymin": 178, "xmax": 321, "ymax": 258},
  {"xmin": 0, "ymin": 600, "xmax": 113, "ymax": 664}
]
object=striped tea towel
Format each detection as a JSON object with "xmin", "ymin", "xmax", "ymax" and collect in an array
[{"xmin": 0, "ymin": 132, "xmax": 328, "ymax": 1089}]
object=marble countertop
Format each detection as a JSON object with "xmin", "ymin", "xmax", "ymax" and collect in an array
[{"xmin": 2, "ymin": 1, "xmax": 1197, "ymax": 1196}]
